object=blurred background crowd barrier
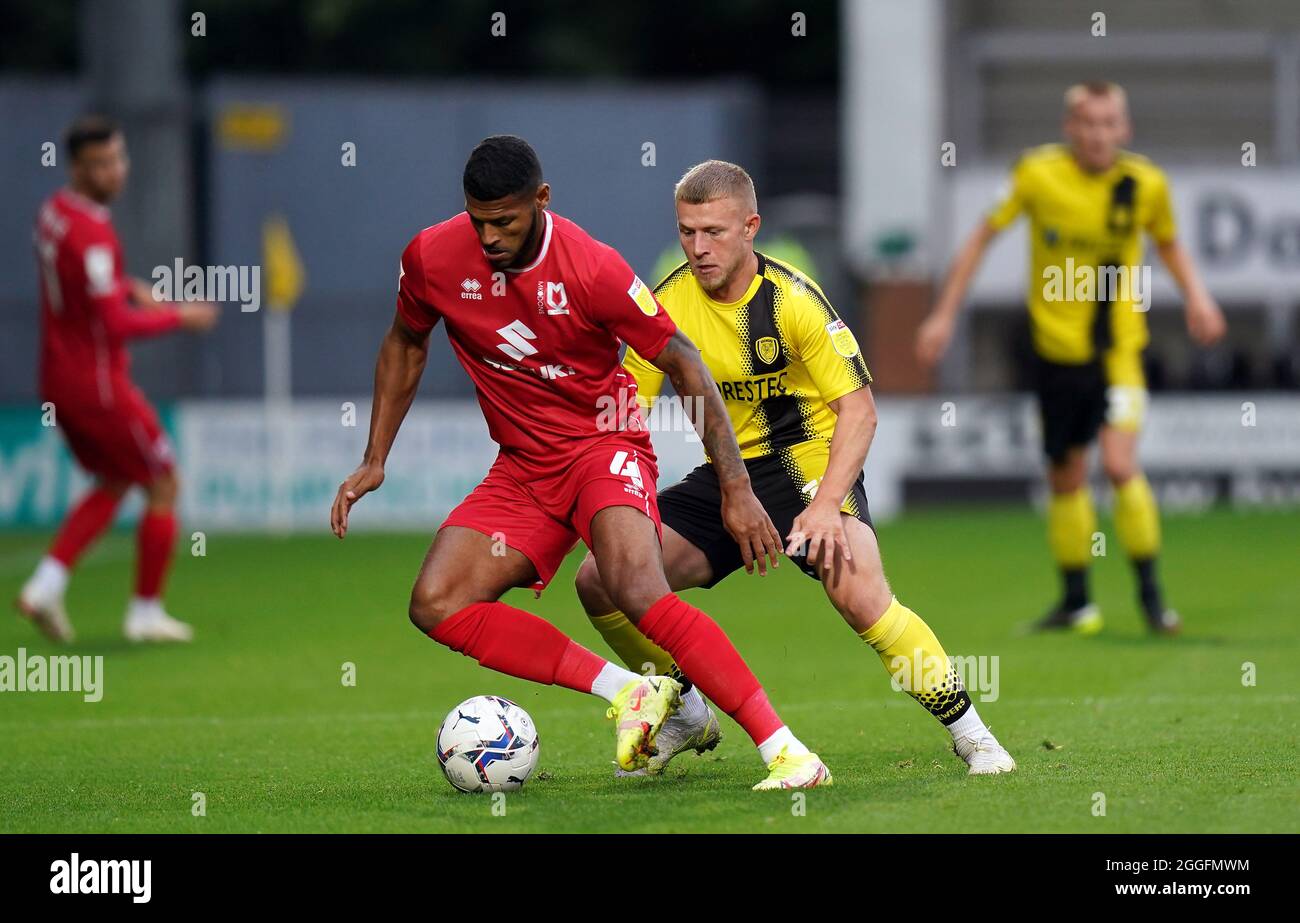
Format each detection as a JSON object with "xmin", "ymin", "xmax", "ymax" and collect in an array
[{"xmin": 3, "ymin": 0, "xmax": 1298, "ymax": 529}]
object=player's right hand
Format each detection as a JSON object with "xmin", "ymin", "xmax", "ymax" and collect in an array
[
  {"xmin": 178, "ymin": 302, "xmax": 220, "ymax": 333},
  {"xmin": 720, "ymin": 485, "xmax": 783, "ymax": 577},
  {"xmin": 1186, "ymin": 295, "xmax": 1227, "ymax": 347},
  {"xmin": 331, "ymin": 462, "xmax": 385, "ymax": 539},
  {"xmin": 915, "ymin": 312, "xmax": 954, "ymax": 368}
]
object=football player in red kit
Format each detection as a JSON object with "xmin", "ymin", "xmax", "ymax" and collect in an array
[
  {"xmin": 17, "ymin": 116, "xmax": 218, "ymax": 644},
  {"xmin": 332, "ymin": 136, "xmax": 830, "ymax": 787}
]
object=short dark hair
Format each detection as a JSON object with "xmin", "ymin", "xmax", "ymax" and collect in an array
[
  {"xmin": 65, "ymin": 115, "xmax": 121, "ymax": 160},
  {"xmin": 463, "ymin": 135, "xmax": 542, "ymax": 201}
]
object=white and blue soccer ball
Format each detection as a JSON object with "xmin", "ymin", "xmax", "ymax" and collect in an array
[{"xmin": 436, "ymin": 695, "xmax": 540, "ymax": 793}]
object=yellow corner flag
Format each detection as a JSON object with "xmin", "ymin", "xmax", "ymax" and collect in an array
[{"xmin": 262, "ymin": 214, "xmax": 305, "ymax": 311}]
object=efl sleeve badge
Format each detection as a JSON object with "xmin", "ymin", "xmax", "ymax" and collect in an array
[
  {"xmin": 627, "ymin": 276, "xmax": 659, "ymax": 317},
  {"xmin": 825, "ymin": 318, "xmax": 860, "ymax": 358}
]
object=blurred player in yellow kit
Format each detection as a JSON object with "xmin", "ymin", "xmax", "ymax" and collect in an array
[
  {"xmin": 917, "ymin": 82, "xmax": 1227, "ymax": 635},
  {"xmin": 576, "ymin": 160, "xmax": 1015, "ymax": 777}
]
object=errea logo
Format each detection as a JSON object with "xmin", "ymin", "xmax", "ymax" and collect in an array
[{"xmin": 461, "ymin": 278, "xmax": 483, "ymax": 300}]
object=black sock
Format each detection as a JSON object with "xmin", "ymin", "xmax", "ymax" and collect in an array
[
  {"xmin": 1062, "ymin": 568, "xmax": 1089, "ymax": 611},
  {"xmin": 1134, "ymin": 557, "xmax": 1163, "ymax": 616}
]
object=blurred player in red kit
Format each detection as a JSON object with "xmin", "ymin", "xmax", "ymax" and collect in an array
[
  {"xmin": 17, "ymin": 116, "xmax": 219, "ymax": 644},
  {"xmin": 331, "ymin": 136, "xmax": 830, "ymax": 787}
]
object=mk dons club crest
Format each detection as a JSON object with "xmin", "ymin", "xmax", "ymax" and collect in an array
[
  {"xmin": 755, "ymin": 336, "xmax": 780, "ymax": 365},
  {"xmin": 825, "ymin": 318, "xmax": 860, "ymax": 358},
  {"xmin": 543, "ymin": 281, "xmax": 569, "ymax": 315}
]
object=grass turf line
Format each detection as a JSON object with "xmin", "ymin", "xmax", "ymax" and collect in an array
[{"xmin": 1, "ymin": 506, "xmax": 1296, "ymax": 833}]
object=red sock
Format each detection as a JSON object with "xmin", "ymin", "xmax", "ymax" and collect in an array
[
  {"xmin": 430, "ymin": 601, "xmax": 607, "ymax": 693},
  {"xmin": 638, "ymin": 592, "xmax": 783, "ymax": 745},
  {"xmin": 49, "ymin": 487, "xmax": 123, "ymax": 567},
  {"xmin": 135, "ymin": 509, "xmax": 177, "ymax": 599}
]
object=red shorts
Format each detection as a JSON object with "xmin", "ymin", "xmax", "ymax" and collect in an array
[
  {"xmin": 441, "ymin": 438, "xmax": 661, "ymax": 589},
  {"xmin": 53, "ymin": 385, "xmax": 174, "ymax": 486}
]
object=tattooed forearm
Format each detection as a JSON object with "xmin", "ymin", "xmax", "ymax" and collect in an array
[{"xmin": 651, "ymin": 330, "xmax": 751, "ymax": 490}]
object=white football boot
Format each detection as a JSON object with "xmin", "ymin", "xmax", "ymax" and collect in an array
[
  {"xmin": 15, "ymin": 572, "xmax": 75, "ymax": 643},
  {"xmin": 953, "ymin": 728, "xmax": 1017, "ymax": 775},
  {"xmin": 124, "ymin": 599, "xmax": 194, "ymax": 643},
  {"xmin": 645, "ymin": 703, "xmax": 723, "ymax": 774},
  {"xmin": 1146, "ymin": 607, "xmax": 1182, "ymax": 636}
]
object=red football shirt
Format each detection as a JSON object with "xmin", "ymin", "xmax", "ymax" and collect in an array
[
  {"xmin": 396, "ymin": 210, "xmax": 676, "ymax": 474},
  {"xmin": 34, "ymin": 188, "xmax": 180, "ymax": 408}
]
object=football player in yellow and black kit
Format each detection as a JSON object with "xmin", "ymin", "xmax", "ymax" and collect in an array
[
  {"xmin": 575, "ymin": 160, "xmax": 1015, "ymax": 778},
  {"xmin": 917, "ymin": 82, "xmax": 1226, "ymax": 635}
]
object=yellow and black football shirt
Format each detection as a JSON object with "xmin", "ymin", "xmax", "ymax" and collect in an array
[
  {"xmin": 988, "ymin": 143, "xmax": 1178, "ymax": 373},
  {"xmin": 624, "ymin": 252, "xmax": 871, "ymax": 461}
]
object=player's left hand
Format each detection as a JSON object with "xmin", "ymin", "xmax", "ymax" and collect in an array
[
  {"xmin": 787, "ymin": 503, "xmax": 852, "ymax": 575},
  {"xmin": 1186, "ymin": 294, "xmax": 1227, "ymax": 347},
  {"xmin": 331, "ymin": 462, "xmax": 385, "ymax": 539},
  {"xmin": 129, "ymin": 277, "xmax": 163, "ymax": 308},
  {"xmin": 720, "ymin": 485, "xmax": 783, "ymax": 576}
]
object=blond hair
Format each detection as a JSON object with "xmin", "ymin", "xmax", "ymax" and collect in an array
[
  {"xmin": 674, "ymin": 160, "xmax": 757, "ymax": 213},
  {"xmin": 1064, "ymin": 81, "xmax": 1128, "ymax": 115}
]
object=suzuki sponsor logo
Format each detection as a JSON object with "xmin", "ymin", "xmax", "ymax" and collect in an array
[
  {"xmin": 495, "ymin": 319, "xmax": 538, "ymax": 361},
  {"xmin": 485, "ymin": 319, "xmax": 574, "ymax": 381}
]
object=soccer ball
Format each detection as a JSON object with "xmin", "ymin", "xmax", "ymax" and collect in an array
[{"xmin": 436, "ymin": 695, "xmax": 540, "ymax": 793}]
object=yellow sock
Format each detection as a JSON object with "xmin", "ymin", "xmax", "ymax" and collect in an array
[
  {"xmin": 1048, "ymin": 487, "xmax": 1097, "ymax": 569},
  {"xmin": 588, "ymin": 609, "xmax": 679, "ymax": 677},
  {"xmin": 858, "ymin": 597, "xmax": 972, "ymax": 726},
  {"xmin": 1114, "ymin": 474, "xmax": 1161, "ymax": 560}
]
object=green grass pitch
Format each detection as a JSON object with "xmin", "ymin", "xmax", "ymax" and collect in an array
[{"xmin": 1, "ymin": 506, "xmax": 1296, "ymax": 833}]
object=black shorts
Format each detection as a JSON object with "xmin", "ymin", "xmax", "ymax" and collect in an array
[
  {"xmin": 1033, "ymin": 356, "xmax": 1107, "ymax": 463},
  {"xmin": 657, "ymin": 442, "xmax": 873, "ymax": 588}
]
